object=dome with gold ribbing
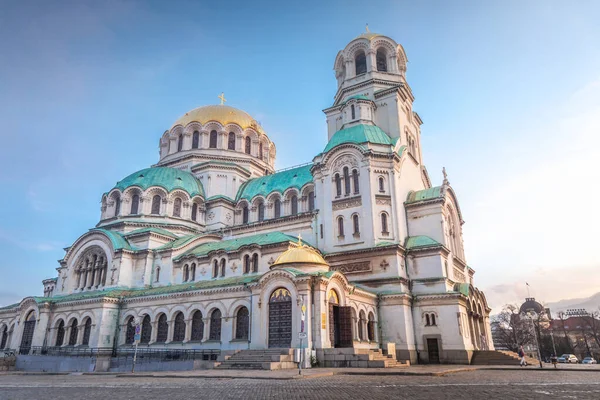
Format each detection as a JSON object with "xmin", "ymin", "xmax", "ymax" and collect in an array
[
  {"xmin": 271, "ymin": 235, "xmax": 329, "ymax": 272},
  {"xmin": 171, "ymin": 104, "xmax": 267, "ymax": 136}
]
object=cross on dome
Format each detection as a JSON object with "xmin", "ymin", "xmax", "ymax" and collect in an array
[{"xmin": 218, "ymin": 92, "xmax": 226, "ymax": 105}]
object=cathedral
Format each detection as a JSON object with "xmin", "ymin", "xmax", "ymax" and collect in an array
[{"xmin": 0, "ymin": 31, "xmax": 492, "ymax": 366}]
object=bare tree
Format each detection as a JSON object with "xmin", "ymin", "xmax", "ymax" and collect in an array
[{"xmin": 491, "ymin": 304, "xmax": 535, "ymax": 352}]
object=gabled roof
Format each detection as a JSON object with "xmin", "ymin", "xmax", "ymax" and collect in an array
[
  {"xmin": 123, "ymin": 227, "xmax": 179, "ymax": 239},
  {"xmin": 236, "ymin": 164, "xmax": 313, "ymax": 201},
  {"xmin": 405, "ymin": 235, "xmax": 441, "ymax": 250},
  {"xmin": 110, "ymin": 167, "xmax": 205, "ymax": 198},
  {"xmin": 175, "ymin": 231, "xmax": 302, "ymax": 261},
  {"xmin": 90, "ymin": 229, "xmax": 136, "ymax": 251},
  {"xmin": 406, "ymin": 186, "xmax": 443, "ymax": 204},
  {"xmin": 323, "ymin": 124, "xmax": 393, "ymax": 153}
]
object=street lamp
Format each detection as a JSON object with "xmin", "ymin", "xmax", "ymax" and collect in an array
[{"xmin": 521, "ymin": 310, "xmax": 543, "ymax": 368}]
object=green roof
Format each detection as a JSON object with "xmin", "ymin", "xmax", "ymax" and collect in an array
[
  {"xmin": 111, "ymin": 167, "xmax": 205, "ymax": 198},
  {"xmin": 343, "ymin": 95, "xmax": 371, "ymax": 103},
  {"xmin": 90, "ymin": 229, "xmax": 136, "ymax": 251},
  {"xmin": 236, "ymin": 164, "xmax": 313, "ymax": 201},
  {"xmin": 206, "ymin": 194, "xmax": 235, "ymax": 203},
  {"xmin": 396, "ymin": 145, "xmax": 406, "ymax": 157},
  {"xmin": 405, "ymin": 235, "xmax": 441, "ymax": 249},
  {"xmin": 155, "ymin": 234, "xmax": 198, "ymax": 251},
  {"xmin": 123, "ymin": 227, "xmax": 178, "ymax": 239},
  {"xmin": 406, "ymin": 186, "xmax": 443, "ymax": 203},
  {"xmin": 323, "ymin": 124, "xmax": 393, "ymax": 153},
  {"xmin": 455, "ymin": 283, "xmax": 470, "ymax": 297},
  {"xmin": 176, "ymin": 231, "xmax": 301, "ymax": 261}
]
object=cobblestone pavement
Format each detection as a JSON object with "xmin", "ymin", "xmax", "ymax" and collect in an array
[{"xmin": 1, "ymin": 370, "xmax": 600, "ymax": 399}]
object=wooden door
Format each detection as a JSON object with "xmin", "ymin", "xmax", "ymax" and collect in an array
[
  {"xmin": 269, "ymin": 288, "xmax": 292, "ymax": 348},
  {"xmin": 338, "ymin": 306, "xmax": 354, "ymax": 348},
  {"xmin": 427, "ymin": 338, "xmax": 440, "ymax": 364}
]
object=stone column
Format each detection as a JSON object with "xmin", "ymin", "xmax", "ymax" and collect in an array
[
  {"xmin": 184, "ymin": 319, "xmax": 192, "ymax": 343},
  {"xmin": 367, "ymin": 49, "xmax": 375, "ymax": 72},
  {"xmin": 149, "ymin": 321, "xmax": 158, "ymax": 344},
  {"xmin": 166, "ymin": 321, "xmax": 174, "ymax": 343}
]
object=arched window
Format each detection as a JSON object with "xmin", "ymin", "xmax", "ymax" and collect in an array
[
  {"xmin": 351, "ymin": 104, "xmax": 355, "ymax": 119},
  {"xmin": 55, "ymin": 320, "xmax": 65, "ymax": 346},
  {"xmin": 343, "ymin": 167, "xmax": 350, "ymax": 195},
  {"xmin": 291, "ymin": 195, "xmax": 298, "ymax": 215},
  {"xmin": 209, "ymin": 130, "xmax": 218, "ymax": 148},
  {"xmin": 177, "ymin": 134, "xmax": 183, "ymax": 152},
  {"xmin": 358, "ymin": 311, "xmax": 366, "ymax": 340},
  {"xmin": 274, "ymin": 199, "xmax": 281, "ymax": 218},
  {"xmin": 335, "ymin": 174, "xmax": 342, "ymax": 197},
  {"xmin": 130, "ymin": 194, "xmax": 139, "ymax": 215},
  {"xmin": 173, "ymin": 198, "xmax": 182, "ymax": 218},
  {"xmin": 68, "ymin": 319, "xmax": 78, "ymax": 346},
  {"xmin": 125, "ymin": 317, "xmax": 135, "ymax": 345},
  {"xmin": 228, "ymin": 132, "xmax": 236, "ymax": 150},
  {"xmin": 352, "ymin": 169, "xmax": 359, "ymax": 194},
  {"xmin": 259, "ymin": 142, "xmax": 263, "ymax": 160},
  {"xmin": 236, "ymin": 307, "xmax": 249, "ymax": 340},
  {"xmin": 140, "ymin": 315, "xmax": 151, "ymax": 344},
  {"xmin": 190, "ymin": 263, "xmax": 196, "ymax": 281},
  {"xmin": 353, "ymin": 214, "xmax": 360, "ymax": 235},
  {"xmin": 155, "ymin": 266, "xmax": 160, "ymax": 282},
  {"xmin": 151, "ymin": 195, "xmax": 161, "ymax": 215},
  {"xmin": 156, "ymin": 314, "xmax": 168, "ymax": 343},
  {"xmin": 378, "ymin": 177, "xmax": 385, "ymax": 193},
  {"xmin": 191, "ymin": 311, "xmax": 204, "ymax": 341},
  {"xmin": 212, "ymin": 260, "xmax": 218, "ymax": 278},
  {"xmin": 243, "ymin": 254, "xmax": 250, "ymax": 274},
  {"xmin": 173, "ymin": 312, "xmax": 185, "ymax": 342},
  {"xmin": 355, "ymin": 51, "xmax": 367, "ymax": 75},
  {"xmin": 114, "ymin": 196, "xmax": 121, "ymax": 217},
  {"xmin": 191, "ymin": 203, "xmax": 198, "ymax": 221},
  {"xmin": 209, "ymin": 309, "xmax": 222, "ymax": 341},
  {"xmin": 308, "ymin": 191, "xmax": 315, "ymax": 211},
  {"xmin": 82, "ymin": 318, "xmax": 91, "ymax": 346},
  {"xmin": 245, "ymin": 136, "xmax": 251, "ymax": 154},
  {"xmin": 0, "ymin": 325, "xmax": 7, "ymax": 349},
  {"xmin": 192, "ymin": 130, "xmax": 200, "ymax": 149},
  {"xmin": 431, "ymin": 314, "xmax": 437, "ymax": 326},
  {"xmin": 367, "ymin": 312, "xmax": 375, "ymax": 341},
  {"xmin": 425, "ymin": 314, "xmax": 430, "ymax": 326},
  {"xmin": 376, "ymin": 49, "xmax": 387, "ymax": 72},
  {"xmin": 242, "ymin": 205, "xmax": 249, "ymax": 224},
  {"xmin": 183, "ymin": 264, "xmax": 189, "ymax": 282},
  {"xmin": 381, "ymin": 213, "xmax": 389, "ymax": 234},
  {"xmin": 338, "ymin": 216, "xmax": 345, "ymax": 237},
  {"xmin": 220, "ymin": 258, "xmax": 226, "ymax": 277},
  {"xmin": 252, "ymin": 253, "xmax": 258, "ymax": 273},
  {"xmin": 258, "ymin": 202, "xmax": 265, "ymax": 221}
]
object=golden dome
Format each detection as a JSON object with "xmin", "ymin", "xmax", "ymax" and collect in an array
[
  {"xmin": 172, "ymin": 105, "xmax": 266, "ymax": 134},
  {"xmin": 355, "ymin": 32, "xmax": 382, "ymax": 41},
  {"xmin": 271, "ymin": 243, "xmax": 328, "ymax": 268}
]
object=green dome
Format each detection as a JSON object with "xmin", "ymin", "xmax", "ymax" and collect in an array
[
  {"xmin": 112, "ymin": 167, "xmax": 205, "ymax": 198},
  {"xmin": 323, "ymin": 124, "xmax": 393, "ymax": 153}
]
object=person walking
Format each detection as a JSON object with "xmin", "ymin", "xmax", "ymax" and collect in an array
[{"xmin": 518, "ymin": 345, "xmax": 527, "ymax": 367}]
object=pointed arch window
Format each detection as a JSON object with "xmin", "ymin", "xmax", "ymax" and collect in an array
[
  {"xmin": 130, "ymin": 194, "xmax": 139, "ymax": 215},
  {"xmin": 242, "ymin": 205, "xmax": 249, "ymax": 224},
  {"xmin": 191, "ymin": 311, "xmax": 204, "ymax": 341},
  {"xmin": 367, "ymin": 312, "xmax": 375, "ymax": 341},
  {"xmin": 173, "ymin": 198, "xmax": 182, "ymax": 218},
  {"xmin": 156, "ymin": 314, "xmax": 168, "ymax": 343},
  {"xmin": 243, "ymin": 254, "xmax": 250, "ymax": 274},
  {"xmin": 378, "ymin": 177, "xmax": 385, "ymax": 193},
  {"xmin": 173, "ymin": 312, "xmax": 185, "ymax": 342},
  {"xmin": 192, "ymin": 130, "xmax": 200, "ymax": 149},
  {"xmin": 55, "ymin": 320, "xmax": 65, "ymax": 346},
  {"xmin": 235, "ymin": 307, "xmax": 249, "ymax": 340},
  {"xmin": 291, "ymin": 195, "xmax": 298, "ymax": 215},
  {"xmin": 353, "ymin": 214, "xmax": 360, "ymax": 235},
  {"xmin": 308, "ymin": 191, "xmax": 315, "ymax": 211},
  {"xmin": 352, "ymin": 169, "xmax": 359, "ymax": 194},
  {"xmin": 245, "ymin": 137, "xmax": 251, "ymax": 154},
  {"xmin": 381, "ymin": 213, "xmax": 389, "ymax": 234},
  {"xmin": 351, "ymin": 104, "xmax": 355, "ymax": 120},
  {"xmin": 212, "ymin": 260, "xmax": 218, "ymax": 278},
  {"xmin": 114, "ymin": 196, "xmax": 121, "ymax": 217},
  {"xmin": 227, "ymin": 132, "xmax": 236, "ymax": 150},
  {"xmin": 274, "ymin": 199, "xmax": 281, "ymax": 218},
  {"xmin": 355, "ymin": 51, "xmax": 367, "ymax": 75},
  {"xmin": 191, "ymin": 203, "xmax": 198, "ymax": 221},
  {"xmin": 190, "ymin": 263, "xmax": 196, "ymax": 281},
  {"xmin": 125, "ymin": 317, "xmax": 135, "ymax": 345},
  {"xmin": 376, "ymin": 49, "xmax": 387, "ymax": 72},
  {"xmin": 140, "ymin": 315, "xmax": 151, "ymax": 344},
  {"xmin": 220, "ymin": 259, "xmax": 226, "ymax": 277},
  {"xmin": 209, "ymin": 130, "xmax": 218, "ymax": 148},
  {"xmin": 252, "ymin": 253, "xmax": 258, "ymax": 273},
  {"xmin": 177, "ymin": 134, "xmax": 183, "ymax": 152},
  {"xmin": 68, "ymin": 319, "xmax": 78, "ymax": 346},
  {"xmin": 183, "ymin": 264, "xmax": 189, "ymax": 282},
  {"xmin": 258, "ymin": 202, "xmax": 265, "ymax": 221},
  {"xmin": 151, "ymin": 195, "xmax": 161, "ymax": 215},
  {"xmin": 82, "ymin": 318, "xmax": 91, "ymax": 346},
  {"xmin": 337, "ymin": 216, "xmax": 345, "ymax": 237},
  {"xmin": 343, "ymin": 167, "xmax": 351, "ymax": 195},
  {"xmin": 335, "ymin": 174, "xmax": 342, "ymax": 197},
  {"xmin": 209, "ymin": 309, "xmax": 222, "ymax": 341}
]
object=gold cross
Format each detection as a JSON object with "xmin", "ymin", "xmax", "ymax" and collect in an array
[
  {"xmin": 365, "ymin": 23, "xmax": 370, "ymax": 33},
  {"xmin": 218, "ymin": 92, "xmax": 226, "ymax": 105},
  {"xmin": 297, "ymin": 233, "xmax": 302, "ymax": 245}
]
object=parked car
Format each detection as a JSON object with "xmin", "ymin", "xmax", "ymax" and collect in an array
[
  {"xmin": 558, "ymin": 354, "xmax": 579, "ymax": 363},
  {"xmin": 582, "ymin": 357, "xmax": 597, "ymax": 364}
]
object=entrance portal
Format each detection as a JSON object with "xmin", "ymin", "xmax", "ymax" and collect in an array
[
  {"xmin": 268, "ymin": 288, "xmax": 292, "ymax": 348},
  {"xmin": 19, "ymin": 311, "xmax": 36, "ymax": 355},
  {"xmin": 427, "ymin": 338, "xmax": 440, "ymax": 364},
  {"xmin": 328, "ymin": 290, "xmax": 353, "ymax": 348}
]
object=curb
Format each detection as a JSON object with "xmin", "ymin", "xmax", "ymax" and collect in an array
[
  {"xmin": 114, "ymin": 371, "xmax": 335, "ymax": 380},
  {"xmin": 335, "ymin": 368, "xmax": 477, "ymax": 377}
]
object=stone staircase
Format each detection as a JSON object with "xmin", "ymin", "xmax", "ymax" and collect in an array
[
  {"xmin": 320, "ymin": 348, "xmax": 408, "ymax": 368},
  {"xmin": 216, "ymin": 349, "xmax": 297, "ymax": 370},
  {"xmin": 471, "ymin": 350, "xmax": 538, "ymax": 365}
]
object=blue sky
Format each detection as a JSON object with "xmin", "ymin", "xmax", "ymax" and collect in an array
[{"xmin": 1, "ymin": 0, "xmax": 599, "ymax": 309}]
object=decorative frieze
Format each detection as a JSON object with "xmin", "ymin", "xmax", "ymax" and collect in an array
[
  {"xmin": 332, "ymin": 196, "xmax": 362, "ymax": 210},
  {"xmin": 331, "ymin": 261, "xmax": 371, "ymax": 274}
]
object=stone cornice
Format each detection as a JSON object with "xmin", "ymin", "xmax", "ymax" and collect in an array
[
  {"xmin": 325, "ymin": 243, "xmax": 403, "ymax": 259},
  {"xmin": 190, "ymin": 162, "xmax": 252, "ymax": 178},
  {"xmin": 226, "ymin": 211, "xmax": 316, "ymax": 235},
  {"xmin": 154, "ymin": 152, "xmax": 273, "ymax": 174},
  {"xmin": 96, "ymin": 219, "xmax": 201, "ymax": 235}
]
